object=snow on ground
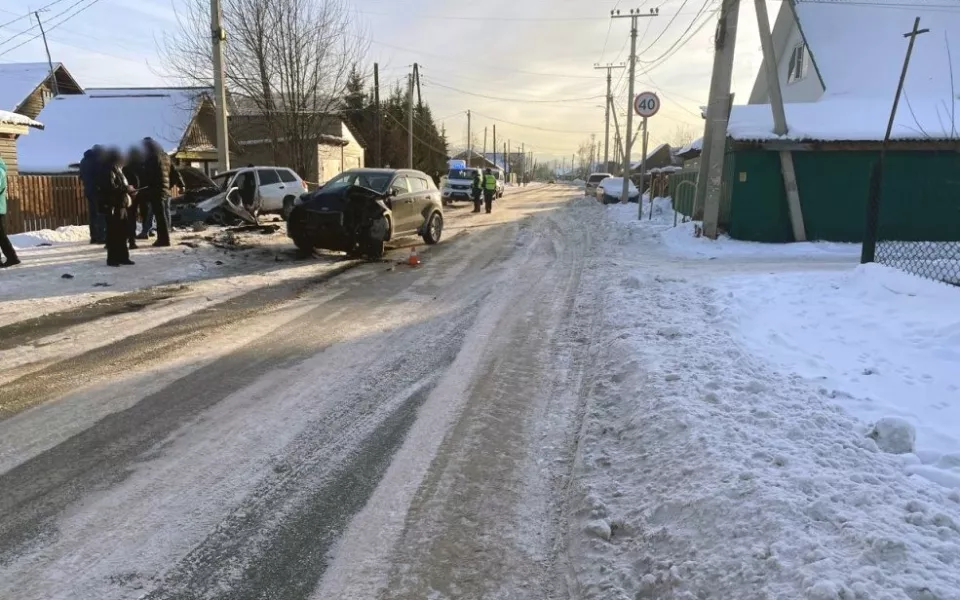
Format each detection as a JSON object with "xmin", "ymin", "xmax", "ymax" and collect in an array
[
  {"xmin": 570, "ymin": 200, "xmax": 960, "ymax": 599},
  {"xmin": 9, "ymin": 225, "xmax": 90, "ymax": 248},
  {"xmin": 715, "ymin": 264, "xmax": 960, "ymax": 490}
]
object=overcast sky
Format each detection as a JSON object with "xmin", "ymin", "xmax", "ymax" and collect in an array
[{"xmin": 0, "ymin": 0, "xmax": 776, "ymax": 163}]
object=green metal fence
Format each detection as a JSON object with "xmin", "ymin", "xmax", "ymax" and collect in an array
[{"xmin": 668, "ymin": 171, "xmax": 698, "ymax": 221}]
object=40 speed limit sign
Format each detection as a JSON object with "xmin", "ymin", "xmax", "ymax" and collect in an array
[{"xmin": 633, "ymin": 91, "xmax": 660, "ymax": 117}]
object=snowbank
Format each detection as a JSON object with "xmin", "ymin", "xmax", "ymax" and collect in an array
[
  {"xmin": 570, "ymin": 210, "xmax": 960, "ymax": 599},
  {"xmin": 605, "ymin": 201, "xmax": 860, "ymax": 259},
  {"xmin": 715, "ymin": 263, "xmax": 960, "ymax": 489},
  {"xmin": 10, "ymin": 226, "xmax": 89, "ymax": 249}
]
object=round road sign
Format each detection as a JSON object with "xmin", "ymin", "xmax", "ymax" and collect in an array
[{"xmin": 634, "ymin": 92, "xmax": 661, "ymax": 117}]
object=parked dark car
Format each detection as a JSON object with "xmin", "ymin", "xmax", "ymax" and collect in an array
[{"xmin": 287, "ymin": 168, "xmax": 444, "ymax": 259}]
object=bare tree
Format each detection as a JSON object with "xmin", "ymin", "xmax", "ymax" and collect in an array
[
  {"xmin": 668, "ymin": 124, "xmax": 697, "ymax": 148},
  {"xmin": 162, "ymin": 0, "xmax": 367, "ymax": 176}
]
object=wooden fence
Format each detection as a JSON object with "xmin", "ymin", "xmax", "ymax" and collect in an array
[{"xmin": 5, "ymin": 175, "xmax": 87, "ymax": 234}]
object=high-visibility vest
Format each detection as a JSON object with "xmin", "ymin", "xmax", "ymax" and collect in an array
[{"xmin": 483, "ymin": 174, "xmax": 497, "ymax": 190}]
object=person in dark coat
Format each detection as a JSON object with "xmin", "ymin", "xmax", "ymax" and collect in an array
[
  {"xmin": 123, "ymin": 146, "xmax": 144, "ymax": 250},
  {"xmin": 98, "ymin": 149, "xmax": 135, "ymax": 267},
  {"xmin": 79, "ymin": 145, "xmax": 107, "ymax": 244},
  {"xmin": 139, "ymin": 137, "xmax": 178, "ymax": 247}
]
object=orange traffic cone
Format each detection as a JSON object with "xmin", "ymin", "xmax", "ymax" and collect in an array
[{"xmin": 407, "ymin": 247, "xmax": 422, "ymax": 266}]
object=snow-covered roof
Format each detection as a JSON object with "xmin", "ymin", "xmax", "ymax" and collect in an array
[
  {"xmin": 728, "ymin": 96, "xmax": 960, "ymax": 142},
  {"xmin": 0, "ymin": 109, "xmax": 42, "ymax": 129},
  {"xmin": 794, "ymin": 0, "xmax": 960, "ymax": 100},
  {"xmin": 17, "ymin": 87, "xmax": 211, "ymax": 173},
  {"xmin": 630, "ymin": 143, "xmax": 670, "ymax": 169},
  {"xmin": 0, "ymin": 62, "xmax": 80, "ymax": 112},
  {"xmin": 676, "ymin": 137, "xmax": 703, "ymax": 156}
]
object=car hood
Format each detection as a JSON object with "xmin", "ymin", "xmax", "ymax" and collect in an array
[
  {"xmin": 443, "ymin": 178, "xmax": 474, "ymax": 186},
  {"xmin": 178, "ymin": 166, "xmax": 218, "ymax": 190},
  {"xmin": 299, "ymin": 184, "xmax": 385, "ymax": 211}
]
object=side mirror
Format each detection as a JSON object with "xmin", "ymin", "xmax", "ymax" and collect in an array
[{"xmin": 389, "ymin": 188, "xmax": 400, "ymax": 197}]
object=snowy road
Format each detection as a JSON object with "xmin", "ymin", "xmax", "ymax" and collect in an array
[{"xmin": 0, "ymin": 185, "xmax": 596, "ymax": 600}]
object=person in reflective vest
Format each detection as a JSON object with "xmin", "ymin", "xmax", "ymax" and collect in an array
[
  {"xmin": 472, "ymin": 169, "xmax": 483, "ymax": 213},
  {"xmin": 483, "ymin": 168, "xmax": 497, "ymax": 214}
]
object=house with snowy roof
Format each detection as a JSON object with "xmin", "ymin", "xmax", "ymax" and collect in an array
[{"xmin": 719, "ymin": 0, "xmax": 960, "ymax": 243}]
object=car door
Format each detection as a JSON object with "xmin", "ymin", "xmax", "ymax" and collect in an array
[
  {"xmin": 407, "ymin": 176, "xmax": 431, "ymax": 228},
  {"xmin": 388, "ymin": 175, "xmax": 415, "ymax": 234},
  {"xmin": 255, "ymin": 168, "xmax": 284, "ymax": 212}
]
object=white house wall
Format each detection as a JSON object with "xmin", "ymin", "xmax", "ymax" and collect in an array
[{"xmin": 748, "ymin": 4, "xmax": 823, "ymax": 104}]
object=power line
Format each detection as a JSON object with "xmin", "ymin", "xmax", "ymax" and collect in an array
[
  {"xmin": 0, "ymin": 0, "xmax": 103, "ymax": 56},
  {"xmin": 384, "ymin": 111, "xmax": 450, "ymax": 157},
  {"xmin": 357, "ymin": 10, "xmax": 608, "ymax": 22},
  {"xmin": 0, "ymin": 0, "xmax": 70, "ymax": 30},
  {"xmin": 470, "ymin": 110, "xmax": 601, "ymax": 134},
  {"xmin": 422, "ymin": 78, "xmax": 606, "ymax": 105}
]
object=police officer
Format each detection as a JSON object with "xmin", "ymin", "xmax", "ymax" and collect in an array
[
  {"xmin": 483, "ymin": 168, "xmax": 497, "ymax": 214},
  {"xmin": 471, "ymin": 168, "xmax": 483, "ymax": 213}
]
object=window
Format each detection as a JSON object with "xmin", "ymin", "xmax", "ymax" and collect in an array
[
  {"xmin": 409, "ymin": 177, "xmax": 428, "ymax": 192},
  {"xmin": 257, "ymin": 169, "xmax": 281, "ymax": 185},
  {"xmin": 787, "ymin": 43, "xmax": 808, "ymax": 84},
  {"xmin": 278, "ymin": 169, "xmax": 298, "ymax": 183},
  {"xmin": 391, "ymin": 177, "xmax": 411, "ymax": 195}
]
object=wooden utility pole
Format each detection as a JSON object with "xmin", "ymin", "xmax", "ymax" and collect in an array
[
  {"xmin": 483, "ymin": 126, "xmax": 488, "ymax": 160},
  {"xmin": 467, "ymin": 110, "xmax": 472, "ymax": 167},
  {"xmin": 755, "ymin": 0, "xmax": 805, "ymax": 241},
  {"xmin": 373, "ymin": 63, "xmax": 382, "ymax": 168},
  {"xmin": 595, "ymin": 63, "xmax": 625, "ymax": 170},
  {"xmin": 862, "ymin": 17, "xmax": 929, "ymax": 263},
  {"xmin": 612, "ymin": 8, "xmax": 659, "ymax": 206},
  {"xmin": 210, "ymin": 0, "xmax": 230, "ymax": 171},
  {"xmin": 407, "ymin": 70, "xmax": 415, "ymax": 169},
  {"xmin": 493, "ymin": 124, "xmax": 497, "ymax": 171},
  {"xmin": 699, "ymin": 0, "xmax": 740, "ymax": 238},
  {"xmin": 34, "ymin": 11, "xmax": 57, "ymax": 97}
]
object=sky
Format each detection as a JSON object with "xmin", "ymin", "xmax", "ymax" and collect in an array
[{"xmin": 0, "ymin": 0, "xmax": 775, "ymax": 165}]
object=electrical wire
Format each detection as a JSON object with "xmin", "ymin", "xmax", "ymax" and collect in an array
[
  {"xmin": 0, "ymin": 0, "xmax": 103, "ymax": 56},
  {"xmin": 356, "ymin": 10, "xmax": 607, "ymax": 22},
  {"xmin": 0, "ymin": 0, "xmax": 70, "ymax": 30},
  {"xmin": 470, "ymin": 110, "xmax": 601, "ymax": 135},
  {"xmin": 422, "ymin": 78, "xmax": 606, "ymax": 105},
  {"xmin": 383, "ymin": 111, "xmax": 450, "ymax": 157}
]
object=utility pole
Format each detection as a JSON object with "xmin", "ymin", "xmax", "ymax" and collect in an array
[
  {"xmin": 862, "ymin": 17, "xmax": 929, "ymax": 263},
  {"xmin": 211, "ymin": 0, "xmax": 230, "ymax": 171},
  {"xmin": 493, "ymin": 124, "xmax": 497, "ymax": 171},
  {"xmin": 612, "ymin": 7, "xmax": 659, "ymax": 205},
  {"xmin": 467, "ymin": 110, "xmax": 472, "ymax": 167},
  {"xmin": 34, "ymin": 11, "xmax": 57, "ymax": 97},
  {"xmin": 594, "ymin": 63, "xmax": 625, "ymax": 170},
  {"xmin": 754, "ymin": 0, "xmax": 805, "ymax": 241},
  {"xmin": 521, "ymin": 143, "xmax": 525, "ymax": 182},
  {"xmin": 504, "ymin": 143, "xmax": 507, "ymax": 177},
  {"xmin": 483, "ymin": 126, "xmax": 488, "ymax": 160},
  {"xmin": 699, "ymin": 0, "xmax": 740, "ymax": 238},
  {"xmin": 407, "ymin": 70, "xmax": 415, "ymax": 169},
  {"xmin": 373, "ymin": 63, "xmax": 382, "ymax": 168}
]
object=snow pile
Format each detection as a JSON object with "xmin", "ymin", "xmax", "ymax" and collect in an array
[
  {"xmin": 10, "ymin": 225, "xmax": 89, "ymax": 249},
  {"xmin": 569, "ymin": 212, "xmax": 960, "ymax": 599},
  {"xmin": 715, "ymin": 263, "xmax": 960, "ymax": 489},
  {"xmin": 605, "ymin": 201, "xmax": 860, "ymax": 259}
]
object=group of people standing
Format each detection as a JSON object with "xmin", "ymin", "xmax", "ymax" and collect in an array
[
  {"xmin": 80, "ymin": 138, "xmax": 184, "ymax": 267},
  {"xmin": 471, "ymin": 168, "xmax": 498, "ymax": 214}
]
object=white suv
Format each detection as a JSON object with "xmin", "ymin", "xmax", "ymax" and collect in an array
[{"xmin": 212, "ymin": 166, "xmax": 309, "ymax": 219}]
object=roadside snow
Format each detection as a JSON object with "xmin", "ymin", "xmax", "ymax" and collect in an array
[
  {"xmin": 570, "ymin": 202, "xmax": 960, "ymax": 599},
  {"xmin": 9, "ymin": 225, "xmax": 89, "ymax": 248},
  {"xmin": 715, "ymin": 263, "xmax": 960, "ymax": 489}
]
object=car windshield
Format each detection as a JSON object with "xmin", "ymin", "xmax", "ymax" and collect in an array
[
  {"xmin": 447, "ymin": 169, "xmax": 476, "ymax": 180},
  {"xmin": 324, "ymin": 171, "xmax": 393, "ymax": 193},
  {"xmin": 212, "ymin": 172, "xmax": 236, "ymax": 192},
  {"xmin": 588, "ymin": 174, "xmax": 611, "ymax": 183}
]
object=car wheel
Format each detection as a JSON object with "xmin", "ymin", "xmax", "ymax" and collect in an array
[
  {"xmin": 422, "ymin": 211, "xmax": 443, "ymax": 245},
  {"xmin": 282, "ymin": 197, "xmax": 296, "ymax": 221}
]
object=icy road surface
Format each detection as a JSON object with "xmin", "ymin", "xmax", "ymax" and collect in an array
[{"xmin": 0, "ymin": 185, "xmax": 594, "ymax": 600}]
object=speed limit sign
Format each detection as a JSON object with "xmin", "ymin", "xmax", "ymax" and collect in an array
[{"xmin": 634, "ymin": 92, "xmax": 661, "ymax": 117}]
